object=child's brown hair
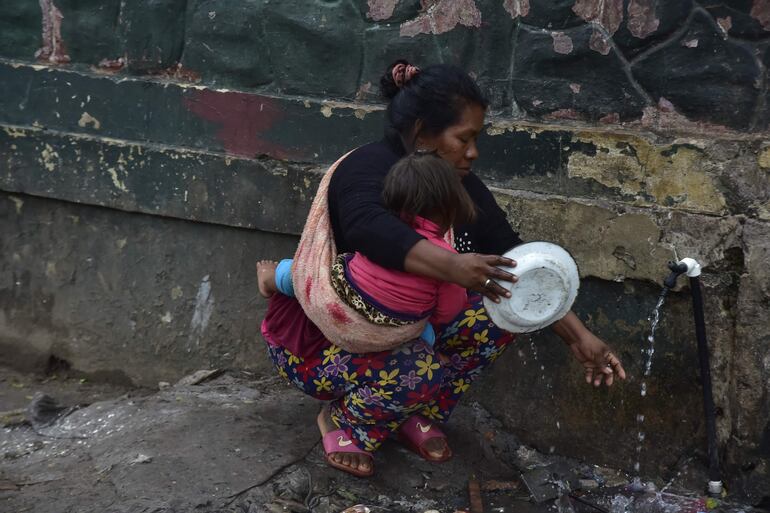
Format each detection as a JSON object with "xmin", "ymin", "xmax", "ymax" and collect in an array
[{"xmin": 382, "ymin": 153, "xmax": 476, "ymax": 233}]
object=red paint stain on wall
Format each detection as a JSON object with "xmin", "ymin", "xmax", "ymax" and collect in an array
[{"xmin": 183, "ymin": 89, "xmax": 290, "ymax": 159}]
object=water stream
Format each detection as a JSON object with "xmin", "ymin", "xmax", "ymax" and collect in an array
[{"xmin": 633, "ymin": 288, "xmax": 669, "ymax": 477}]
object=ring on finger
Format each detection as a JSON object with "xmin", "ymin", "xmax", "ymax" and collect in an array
[{"xmin": 484, "ymin": 278, "xmax": 492, "ymax": 288}]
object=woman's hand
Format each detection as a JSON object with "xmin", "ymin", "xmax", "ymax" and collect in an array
[
  {"xmin": 552, "ymin": 312, "xmax": 626, "ymax": 386},
  {"xmin": 404, "ymin": 240, "xmax": 517, "ymax": 302},
  {"xmin": 449, "ymin": 253, "xmax": 518, "ymax": 303},
  {"xmin": 567, "ymin": 331, "xmax": 626, "ymax": 387}
]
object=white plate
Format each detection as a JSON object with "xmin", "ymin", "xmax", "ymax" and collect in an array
[{"xmin": 482, "ymin": 241, "xmax": 580, "ymax": 333}]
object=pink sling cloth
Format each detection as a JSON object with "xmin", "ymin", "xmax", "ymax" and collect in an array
[{"xmin": 292, "ymin": 151, "xmax": 445, "ymax": 353}]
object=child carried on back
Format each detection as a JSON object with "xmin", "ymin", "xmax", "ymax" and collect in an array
[{"xmin": 257, "ymin": 152, "xmax": 476, "ymax": 346}]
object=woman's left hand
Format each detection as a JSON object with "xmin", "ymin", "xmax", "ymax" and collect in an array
[{"xmin": 566, "ymin": 331, "xmax": 627, "ymax": 387}]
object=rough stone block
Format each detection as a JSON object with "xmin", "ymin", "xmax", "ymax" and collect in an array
[
  {"xmin": 612, "ymin": 0, "xmax": 693, "ymax": 58},
  {"xmin": 518, "ymin": 0, "xmax": 584, "ymax": 29},
  {"xmin": 469, "ymin": 276, "xmax": 706, "ymax": 476},
  {"xmin": 262, "ymin": 0, "xmax": 364, "ymax": 98},
  {"xmin": 119, "ymin": 0, "xmax": 186, "ymax": 73},
  {"xmin": 512, "ymin": 23, "xmax": 649, "ymax": 121},
  {"xmin": 56, "ymin": 0, "xmax": 122, "ymax": 65},
  {"xmin": 475, "ymin": 124, "xmax": 569, "ymax": 193},
  {"xmin": 702, "ymin": 1, "xmax": 770, "ymax": 40},
  {"xmin": 632, "ymin": 11, "xmax": 761, "ymax": 130},
  {"xmin": 181, "ymin": 0, "xmax": 273, "ymax": 88},
  {"xmin": 0, "ymin": 0, "xmax": 41, "ymax": 60},
  {"xmin": 359, "ymin": 25, "xmax": 442, "ymax": 102},
  {"xmin": 564, "ymin": 133, "xmax": 727, "ymax": 215},
  {"xmin": 491, "ymin": 190, "xmax": 674, "ymax": 284}
]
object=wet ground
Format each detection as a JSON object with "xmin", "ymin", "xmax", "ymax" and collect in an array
[{"xmin": 0, "ymin": 367, "xmax": 763, "ymax": 513}]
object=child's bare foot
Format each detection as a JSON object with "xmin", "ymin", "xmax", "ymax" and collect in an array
[
  {"xmin": 256, "ymin": 260, "xmax": 279, "ymax": 298},
  {"xmin": 317, "ymin": 404, "xmax": 373, "ymax": 475}
]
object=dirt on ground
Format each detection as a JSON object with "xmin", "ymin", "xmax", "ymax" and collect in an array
[{"xmin": 0, "ymin": 367, "xmax": 761, "ymax": 513}]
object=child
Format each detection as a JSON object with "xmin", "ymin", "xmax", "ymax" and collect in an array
[{"xmin": 257, "ymin": 152, "xmax": 476, "ymax": 345}]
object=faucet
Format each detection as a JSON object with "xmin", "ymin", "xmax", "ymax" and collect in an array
[
  {"xmin": 663, "ymin": 258, "xmax": 723, "ymax": 498},
  {"xmin": 664, "ymin": 258, "xmax": 701, "ymax": 289}
]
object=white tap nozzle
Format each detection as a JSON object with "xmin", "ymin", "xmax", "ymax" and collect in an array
[{"xmin": 678, "ymin": 257, "xmax": 701, "ymax": 278}]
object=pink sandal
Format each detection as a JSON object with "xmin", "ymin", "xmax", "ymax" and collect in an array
[
  {"xmin": 322, "ymin": 429, "xmax": 374, "ymax": 477},
  {"xmin": 397, "ymin": 415, "xmax": 453, "ymax": 462}
]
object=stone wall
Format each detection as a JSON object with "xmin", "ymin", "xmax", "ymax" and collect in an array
[{"xmin": 1, "ymin": 0, "xmax": 768, "ymax": 503}]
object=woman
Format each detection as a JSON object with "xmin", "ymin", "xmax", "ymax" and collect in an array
[{"xmin": 259, "ymin": 60, "xmax": 626, "ymax": 477}]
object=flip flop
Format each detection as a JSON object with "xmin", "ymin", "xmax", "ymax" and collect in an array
[
  {"xmin": 322, "ymin": 429, "xmax": 374, "ymax": 478},
  {"xmin": 397, "ymin": 414, "xmax": 452, "ymax": 462}
]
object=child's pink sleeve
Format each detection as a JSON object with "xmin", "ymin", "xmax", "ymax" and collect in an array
[{"xmin": 430, "ymin": 281, "xmax": 468, "ymax": 327}]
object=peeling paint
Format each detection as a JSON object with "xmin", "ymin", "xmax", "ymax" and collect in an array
[
  {"xmin": 35, "ymin": 0, "xmax": 70, "ymax": 64},
  {"xmin": 751, "ymin": 0, "xmax": 770, "ymax": 31},
  {"xmin": 107, "ymin": 167, "xmax": 128, "ymax": 192},
  {"xmin": 569, "ymin": 83, "xmax": 582, "ymax": 94},
  {"xmin": 39, "ymin": 144, "xmax": 59, "ymax": 172},
  {"xmin": 567, "ymin": 133, "xmax": 726, "ymax": 214},
  {"xmin": 627, "ymin": 0, "xmax": 660, "ymax": 39},
  {"xmin": 573, "ymin": 0, "xmax": 623, "ymax": 36},
  {"xmin": 492, "ymin": 190, "xmax": 671, "ymax": 283},
  {"xmin": 161, "ymin": 312, "xmax": 173, "ymax": 323},
  {"xmin": 171, "ymin": 286, "xmax": 184, "ymax": 300},
  {"xmin": 400, "ymin": 0, "xmax": 481, "ymax": 37},
  {"xmin": 9, "ymin": 196, "xmax": 23, "ymax": 214},
  {"xmin": 320, "ymin": 105, "xmax": 333, "ymax": 118},
  {"xmin": 552, "ymin": 32, "xmax": 574, "ymax": 54},
  {"xmin": 78, "ymin": 112, "xmax": 101, "ymax": 130},
  {"xmin": 367, "ymin": 0, "xmax": 399, "ymax": 21},
  {"xmin": 589, "ymin": 28, "xmax": 612, "ymax": 55},
  {"xmin": 503, "ymin": 0, "xmax": 530, "ymax": 19},
  {"xmin": 4, "ymin": 127, "xmax": 28, "ymax": 139},
  {"xmin": 188, "ymin": 275, "xmax": 215, "ymax": 349},
  {"xmin": 717, "ymin": 16, "xmax": 732, "ymax": 38},
  {"xmin": 758, "ymin": 147, "xmax": 770, "ymax": 168},
  {"xmin": 682, "ymin": 39, "xmax": 698, "ymax": 48}
]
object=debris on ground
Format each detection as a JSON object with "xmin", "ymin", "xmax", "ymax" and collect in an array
[{"xmin": 0, "ymin": 367, "xmax": 763, "ymax": 513}]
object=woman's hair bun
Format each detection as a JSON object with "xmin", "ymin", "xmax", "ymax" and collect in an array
[{"xmin": 379, "ymin": 59, "xmax": 411, "ymax": 100}]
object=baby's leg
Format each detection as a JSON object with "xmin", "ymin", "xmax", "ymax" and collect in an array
[
  {"xmin": 256, "ymin": 258, "xmax": 295, "ymax": 298},
  {"xmin": 256, "ymin": 260, "xmax": 278, "ymax": 298}
]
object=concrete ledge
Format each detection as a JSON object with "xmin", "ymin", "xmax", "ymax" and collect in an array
[{"xmin": 1, "ymin": 125, "xmax": 320, "ymax": 234}]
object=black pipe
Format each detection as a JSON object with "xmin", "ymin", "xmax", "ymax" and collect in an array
[
  {"xmin": 664, "ymin": 261, "xmax": 688, "ymax": 289},
  {"xmin": 689, "ymin": 276, "xmax": 722, "ymax": 488}
]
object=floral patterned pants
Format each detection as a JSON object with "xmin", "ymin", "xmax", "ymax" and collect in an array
[{"xmin": 265, "ymin": 293, "xmax": 516, "ymax": 452}]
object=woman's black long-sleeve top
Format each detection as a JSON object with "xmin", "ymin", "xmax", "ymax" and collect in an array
[{"xmin": 327, "ymin": 137, "xmax": 523, "ymax": 270}]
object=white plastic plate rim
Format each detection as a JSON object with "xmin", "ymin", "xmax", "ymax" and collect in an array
[{"xmin": 482, "ymin": 241, "xmax": 580, "ymax": 334}]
